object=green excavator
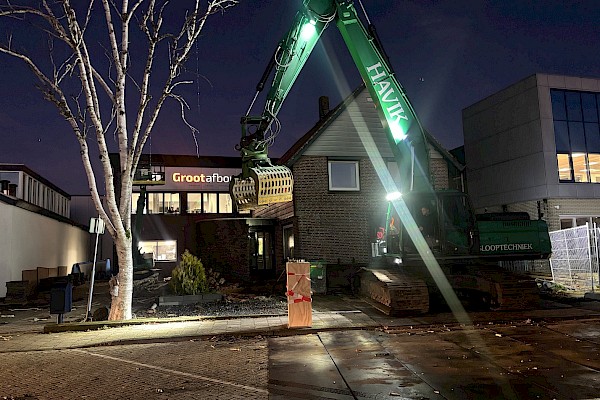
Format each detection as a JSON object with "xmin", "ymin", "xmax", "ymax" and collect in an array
[{"xmin": 230, "ymin": 0, "xmax": 551, "ymax": 314}]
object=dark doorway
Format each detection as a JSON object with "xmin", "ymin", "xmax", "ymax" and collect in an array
[{"xmin": 249, "ymin": 228, "xmax": 275, "ymax": 278}]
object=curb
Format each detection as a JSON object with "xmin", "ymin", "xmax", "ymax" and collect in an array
[{"xmin": 43, "ymin": 313, "xmax": 288, "ymax": 334}]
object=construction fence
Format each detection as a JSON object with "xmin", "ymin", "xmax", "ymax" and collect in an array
[
  {"xmin": 498, "ymin": 224, "xmax": 600, "ymax": 293},
  {"xmin": 548, "ymin": 224, "xmax": 600, "ymax": 293}
]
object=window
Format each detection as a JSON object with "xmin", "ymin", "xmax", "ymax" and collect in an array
[
  {"xmin": 572, "ymin": 153, "xmax": 589, "ymax": 182},
  {"xmin": 187, "ymin": 193, "xmax": 202, "ymax": 213},
  {"xmin": 219, "ymin": 193, "xmax": 232, "ymax": 213},
  {"xmin": 557, "ymin": 154, "xmax": 572, "ymax": 181},
  {"xmin": 147, "ymin": 193, "xmax": 162, "ymax": 214},
  {"xmin": 132, "ymin": 192, "xmax": 180, "ymax": 214},
  {"xmin": 559, "ymin": 216, "xmax": 600, "ymax": 230},
  {"xmin": 139, "ymin": 240, "xmax": 177, "ymax": 262},
  {"xmin": 328, "ymin": 160, "xmax": 360, "ymax": 191},
  {"xmin": 283, "ymin": 225, "xmax": 294, "ymax": 260},
  {"xmin": 203, "ymin": 193, "xmax": 218, "ymax": 213},
  {"xmin": 551, "ymin": 89, "xmax": 600, "ymax": 183},
  {"xmin": 164, "ymin": 193, "xmax": 180, "ymax": 214},
  {"xmin": 589, "ymin": 154, "xmax": 600, "ymax": 182}
]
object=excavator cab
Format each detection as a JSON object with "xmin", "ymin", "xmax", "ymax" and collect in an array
[{"xmin": 381, "ymin": 191, "xmax": 479, "ymax": 263}]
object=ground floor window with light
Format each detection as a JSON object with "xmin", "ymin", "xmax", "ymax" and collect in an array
[{"xmin": 138, "ymin": 240, "xmax": 177, "ymax": 262}]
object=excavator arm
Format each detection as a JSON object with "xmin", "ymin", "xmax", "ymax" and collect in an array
[{"xmin": 231, "ymin": 0, "xmax": 431, "ymax": 211}]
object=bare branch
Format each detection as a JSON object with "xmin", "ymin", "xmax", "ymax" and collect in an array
[{"xmin": 170, "ymin": 92, "xmax": 199, "ymax": 156}]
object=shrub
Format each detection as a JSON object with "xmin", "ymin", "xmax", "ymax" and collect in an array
[{"xmin": 170, "ymin": 250, "xmax": 208, "ymax": 295}]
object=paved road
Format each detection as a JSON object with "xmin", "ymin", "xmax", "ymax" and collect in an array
[
  {"xmin": 2, "ymin": 317, "xmax": 600, "ymax": 399},
  {"xmin": 270, "ymin": 319, "xmax": 600, "ymax": 399}
]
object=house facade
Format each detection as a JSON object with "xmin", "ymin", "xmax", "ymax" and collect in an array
[{"xmin": 255, "ymin": 86, "xmax": 465, "ymax": 276}]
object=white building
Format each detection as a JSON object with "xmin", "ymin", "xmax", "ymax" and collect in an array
[{"xmin": 0, "ymin": 164, "xmax": 89, "ymax": 298}]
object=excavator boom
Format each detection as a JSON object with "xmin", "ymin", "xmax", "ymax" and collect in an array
[{"xmin": 230, "ymin": 0, "xmax": 430, "ymax": 210}]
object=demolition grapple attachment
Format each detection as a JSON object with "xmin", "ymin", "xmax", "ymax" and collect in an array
[{"xmin": 230, "ymin": 164, "xmax": 293, "ymax": 211}]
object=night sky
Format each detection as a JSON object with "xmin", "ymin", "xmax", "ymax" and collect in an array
[{"xmin": 0, "ymin": 0, "xmax": 599, "ymax": 195}]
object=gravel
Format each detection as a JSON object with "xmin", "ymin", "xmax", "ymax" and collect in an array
[{"xmin": 134, "ymin": 294, "xmax": 288, "ymax": 319}]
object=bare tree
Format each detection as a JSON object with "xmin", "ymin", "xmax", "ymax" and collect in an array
[{"xmin": 0, "ymin": 0, "xmax": 238, "ymax": 320}]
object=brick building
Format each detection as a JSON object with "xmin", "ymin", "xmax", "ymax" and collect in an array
[
  {"xmin": 111, "ymin": 86, "xmax": 464, "ymax": 285},
  {"xmin": 255, "ymin": 85, "xmax": 465, "ymax": 274}
]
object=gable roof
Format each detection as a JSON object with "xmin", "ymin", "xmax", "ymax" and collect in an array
[{"xmin": 278, "ymin": 85, "xmax": 464, "ymax": 172}]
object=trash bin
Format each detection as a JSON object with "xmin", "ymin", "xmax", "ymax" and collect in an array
[
  {"xmin": 50, "ymin": 281, "xmax": 73, "ymax": 315},
  {"xmin": 310, "ymin": 261, "xmax": 327, "ymax": 295}
]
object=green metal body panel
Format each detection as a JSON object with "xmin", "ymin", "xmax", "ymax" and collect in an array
[{"xmin": 477, "ymin": 219, "xmax": 552, "ymax": 260}]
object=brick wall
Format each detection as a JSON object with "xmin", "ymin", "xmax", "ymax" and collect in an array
[
  {"xmin": 196, "ymin": 219, "xmax": 250, "ymax": 281},
  {"xmin": 430, "ymin": 158, "xmax": 450, "ymax": 189},
  {"xmin": 292, "ymin": 156, "xmax": 387, "ymax": 265}
]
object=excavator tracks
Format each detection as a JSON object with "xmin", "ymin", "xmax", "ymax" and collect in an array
[
  {"xmin": 358, "ymin": 263, "xmax": 540, "ymax": 316},
  {"xmin": 357, "ymin": 267, "xmax": 429, "ymax": 316},
  {"xmin": 445, "ymin": 264, "xmax": 540, "ymax": 311}
]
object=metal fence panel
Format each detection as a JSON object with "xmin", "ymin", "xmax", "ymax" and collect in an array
[{"xmin": 549, "ymin": 224, "xmax": 599, "ymax": 292}]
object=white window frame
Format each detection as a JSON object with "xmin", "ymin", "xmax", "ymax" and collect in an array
[{"xmin": 328, "ymin": 160, "xmax": 360, "ymax": 191}]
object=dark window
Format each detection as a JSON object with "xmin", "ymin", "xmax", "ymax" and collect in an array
[
  {"xmin": 585, "ymin": 122, "xmax": 600, "ymax": 152},
  {"xmin": 551, "ymin": 90, "xmax": 567, "ymax": 120},
  {"xmin": 582, "ymin": 93, "xmax": 599, "ymax": 122},
  {"xmin": 554, "ymin": 121, "xmax": 570, "ymax": 152},
  {"xmin": 569, "ymin": 121, "xmax": 586, "ymax": 151},
  {"xmin": 566, "ymin": 92, "xmax": 583, "ymax": 121}
]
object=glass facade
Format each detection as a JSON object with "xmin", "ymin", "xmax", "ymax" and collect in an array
[
  {"xmin": 552, "ymin": 89, "xmax": 600, "ymax": 183},
  {"xmin": 133, "ymin": 191, "xmax": 235, "ymax": 214}
]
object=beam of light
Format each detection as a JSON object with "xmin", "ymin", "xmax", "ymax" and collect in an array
[{"xmin": 309, "ymin": 25, "xmax": 518, "ymax": 400}]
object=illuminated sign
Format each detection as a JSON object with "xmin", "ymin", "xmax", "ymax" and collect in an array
[{"xmin": 172, "ymin": 172, "xmax": 231, "ymax": 183}]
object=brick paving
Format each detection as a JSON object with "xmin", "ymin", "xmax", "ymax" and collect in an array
[
  {"xmin": 1, "ymin": 295, "xmax": 600, "ymax": 399},
  {"xmin": 1, "ymin": 338, "xmax": 269, "ymax": 399}
]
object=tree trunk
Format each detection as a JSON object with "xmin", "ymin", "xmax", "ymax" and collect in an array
[{"xmin": 109, "ymin": 233, "xmax": 134, "ymax": 320}]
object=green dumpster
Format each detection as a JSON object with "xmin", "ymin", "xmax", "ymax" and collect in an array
[{"xmin": 310, "ymin": 261, "xmax": 327, "ymax": 295}]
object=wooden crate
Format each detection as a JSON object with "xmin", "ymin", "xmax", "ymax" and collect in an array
[
  {"xmin": 22, "ymin": 269, "xmax": 38, "ymax": 284},
  {"xmin": 37, "ymin": 267, "xmax": 58, "ymax": 282}
]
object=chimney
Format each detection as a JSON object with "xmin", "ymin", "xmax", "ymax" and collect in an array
[{"xmin": 318, "ymin": 96, "xmax": 330, "ymax": 120}]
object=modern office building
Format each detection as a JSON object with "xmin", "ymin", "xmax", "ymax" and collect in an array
[
  {"xmin": 110, "ymin": 155, "xmax": 274, "ymax": 281},
  {"xmin": 463, "ymin": 73, "xmax": 600, "ymax": 232}
]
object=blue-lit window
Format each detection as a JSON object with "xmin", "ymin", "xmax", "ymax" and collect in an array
[{"xmin": 551, "ymin": 89, "xmax": 600, "ymax": 183}]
